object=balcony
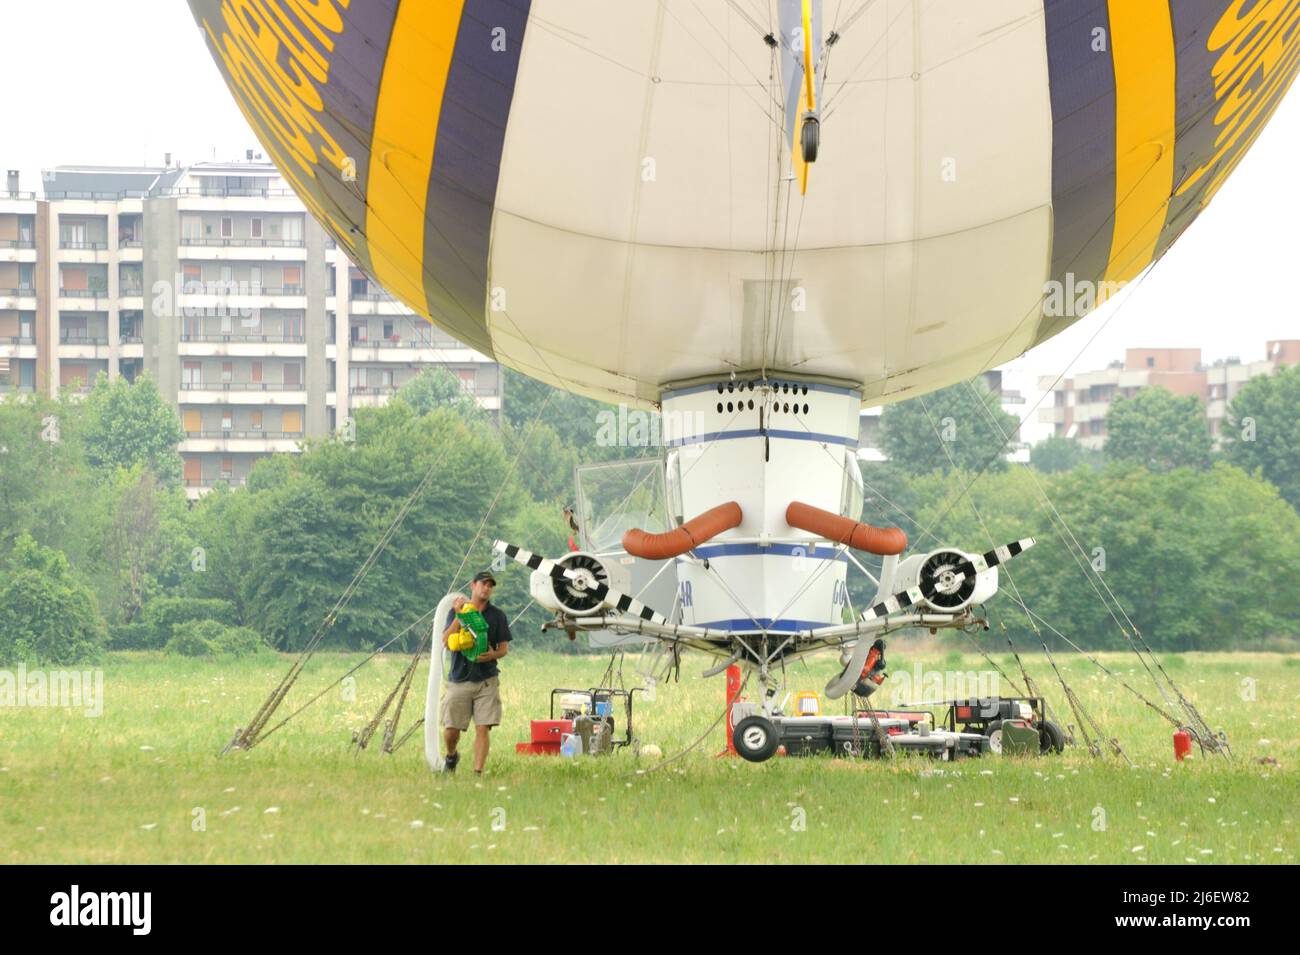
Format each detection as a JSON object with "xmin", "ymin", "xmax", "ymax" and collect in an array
[
  {"xmin": 181, "ymin": 431, "xmax": 304, "ymax": 454},
  {"xmin": 119, "ymin": 238, "xmax": 143, "ymax": 248},
  {"xmin": 119, "ymin": 334, "xmax": 143, "ymax": 344},
  {"xmin": 0, "ymin": 336, "xmax": 36, "ymax": 345},
  {"xmin": 179, "ymin": 236, "xmax": 308, "ymax": 263},
  {"xmin": 182, "ymin": 237, "xmax": 305, "ymax": 248},
  {"xmin": 178, "ymin": 381, "xmax": 307, "ymax": 405},
  {"xmin": 184, "ymin": 476, "xmax": 249, "ymax": 498},
  {"xmin": 180, "ymin": 333, "xmax": 305, "ymax": 343},
  {"xmin": 186, "ymin": 429, "xmax": 303, "ymax": 440},
  {"xmin": 60, "ymin": 332, "xmax": 110, "ymax": 345},
  {"xmin": 0, "ymin": 239, "xmax": 35, "ymax": 249},
  {"xmin": 167, "ymin": 187, "xmax": 299, "ymax": 199},
  {"xmin": 59, "ymin": 288, "xmax": 108, "ymax": 300},
  {"xmin": 59, "ymin": 240, "xmax": 108, "ymax": 251},
  {"xmin": 181, "ymin": 381, "xmax": 303, "ymax": 392}
]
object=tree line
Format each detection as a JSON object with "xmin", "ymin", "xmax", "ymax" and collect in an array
[{"xmin": 1, "ymin": 366, "xmax": 1297, "ymax": 663}]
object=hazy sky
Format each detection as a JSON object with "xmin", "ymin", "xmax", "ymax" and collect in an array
[{"xmin": 5, "ymin": 0, "xmax": 1298, "ymax": 433}]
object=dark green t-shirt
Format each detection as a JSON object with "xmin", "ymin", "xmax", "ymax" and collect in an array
[{"xmin": 447, "ymin": 601, "xmax": 511, "ymax": 683}]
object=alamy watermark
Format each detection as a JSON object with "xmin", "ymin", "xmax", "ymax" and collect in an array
[
  {"xmin": 886, "ymin": 661, "xmax": 999, "ymax": 707},
  {"xmin": 0, "ymin": 665, "xmax": 104, "ymax": 717},
  {"xmin": 595, "ymin": 404, "xmax": 712, "ymax": 448}
]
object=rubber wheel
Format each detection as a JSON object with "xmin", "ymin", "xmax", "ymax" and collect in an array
[
  {"xmin": 801, "ymin": 117, "xmax": 819, "ymax": 163},
  {"xmin": 733, "ymin": 716, "xmax": 780, "ymax": 763},
  {"xmin": 1039, "ymin": 719, "xmax": 1066, "ymax": 755},
  {"xmin": 985, "ymin": 719, "xmax": 1005, "ymax": 755}
]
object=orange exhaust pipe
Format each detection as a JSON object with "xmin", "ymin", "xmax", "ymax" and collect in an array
[
  {"xmin": 785, "ymin": 501, "xmax": 907, "ymax": 556},
  {"xmin": 622, "ymin": 501, "xmax": 743, "ymax": 560}
]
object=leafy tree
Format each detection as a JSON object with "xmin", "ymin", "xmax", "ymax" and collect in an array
[
  {"xmin": 0, "ymin": 393, "xmax": 114, "ymax": 587},
  {"xmin": 878, "ymin": 378, "xmax": 1020, "ymax": 475},
  {"xmin": 235, "ymin": 402, "xmax": 530, "ymax": 650},
  {"xmin": 1222, "ymin": 363, "xmax": 1300, "ymax": 509},
  {"xmin": 1104, "ymin": 387, "xmax": 1211, "ymax": 472},
  {"xmin": 907, "ymin": 463, "xmax": 1300, "ymax": 652},
  {"xmin": 395, "ymin": 366, "xmax": 479, "ymax": 418},
  {"xmin": 101, "ymin": 467, "xmax": 185, "ymax": 623},
  {"xmin": 503, "ymin": 367, "xmax": 652, "ymax": 463},
  {"xmin": 80, "ymin": 373, "xmax": 184, "ymax": 486},
  {"xmin": 0, "ymin": 534, "xmax": 107, "ymax": 665},
  {"xmin": 503, "ymin": 421, "xmax": 580, "ymax": 506},
  {"xmin": 1031, "ymin": 435, "xmax": 1100, "ymax": 473}
]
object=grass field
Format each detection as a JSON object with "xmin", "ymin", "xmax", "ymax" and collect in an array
[{"xmin": 1, "ymin": 647, "xmax": 1296, "ymax": 864}]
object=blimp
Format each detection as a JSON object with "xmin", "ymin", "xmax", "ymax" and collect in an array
[{"xmin": 191, "ymin": 0, "xmax": 1298, "ymax": 762}]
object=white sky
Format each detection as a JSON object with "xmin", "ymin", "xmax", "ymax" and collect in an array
[{"xmin": 5, "ymin": 0, "xmax": 1299, "ymax": 440}]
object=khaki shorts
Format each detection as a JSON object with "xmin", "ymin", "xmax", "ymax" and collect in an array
[{"xmin": 440, "ymin": 676, "xmax": 502, "ymax": 731}]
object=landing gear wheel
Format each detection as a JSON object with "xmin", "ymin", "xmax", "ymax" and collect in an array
[
  {"xmin": 1039, "ymin": 719, "xmax": 1066, "ymax": 754},
  {"xmin": 801, "ymin": 116, "xmax": 819, "ymax": 163},
  {"xmin": 734, "ymin": 716, "xmax": 780, "ymax": 763},
  {"xmin": 985, "ymin": 719, "xmax": 1005, "ymax": 755}
]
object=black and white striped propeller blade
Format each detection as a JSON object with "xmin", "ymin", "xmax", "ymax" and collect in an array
[
  {"xmin": 492, "ymin": 540, "xmax": 668, "ymax": 625},
  {"xmin": 859, "ymin": 537, "xmax": 1036, "ymax": 620}
]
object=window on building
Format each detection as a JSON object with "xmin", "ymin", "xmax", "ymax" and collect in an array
[
  {"xmin": 1146, "ymin": 356, "xmax": 1155, "ymax": 368},
  {"xmin": 220, "ymin": 217, "xmax": 233, "ymax": 239},
  {"xmin": 251, "ymin": 410, "xmax": 263, "ymax": 431},
  {"xmin": 182, "ymin": 361, "xmax": 201, "ymax": 387},
  {"xmin": 61, "ymin": 267, "xmax": 88, "ymax": 292},
  {"xmin": 183, "ymin": 409, "xmax": 201, "ymax": 433},
  {"xmin": 282, "ymin": 409, "xmax": 302, "ymax": 434},
  {"xmin": 251, "ymin": 361, "xmax": 262, "ymax": 383},
  {"xmin": 221, "ymin": 361, "xmax": 233, "ymax": 383},
  {"xmin": 182, "ymin": 217, "xmax": 201, "ymax": 241},
  {"xmin": 283, "ymin": 265, "xmax": 301, "ymax": 291},
  {"xmin": 221, "ymin": 458, "xmax": 233, "ymax": 479},
  {"xmin": 250, "ymin": 218, "xmax": 263, "ymax": 239},
  {"xmin": 284, "ymin": 363, "xmax": 301, "ymax": 387},
  {"xmin": 380, "ymin": 369, "xmax": 393, "ymax": 388},
  {"xmin": 184, "ymin": 458, "xmax": 202, "ymax": 485},
  {"xmin": 221, "ymin": 410, "xmax": 232, "ymax": 431},
  {"xmin": 383, "ymin": 321, "xmax": 395, "ymax": 340}
]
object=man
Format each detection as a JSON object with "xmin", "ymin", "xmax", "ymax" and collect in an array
[{"xmin": 440, "ymin": 570, "xmax": 512, "ymax": 774}]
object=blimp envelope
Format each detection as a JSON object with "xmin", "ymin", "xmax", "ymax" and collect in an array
[{"xmin": 187, "ymin": 0, "xmax": 1300, "ymax": 410}]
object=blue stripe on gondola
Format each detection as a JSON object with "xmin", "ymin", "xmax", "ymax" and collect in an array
[
  {"xmin": 662, "ymin": 381, "xmax": 862, "ymax": 400},
  {"xmin": 684, "ymin": 543, "xmax": 848, "ymax": 561},
  {"xmin": 665, "ymin": 429, "xmax": 857, "ymax": 448},
  {"xmin": 691, "ymin": 618, "xmax": 834, "ymax": 633}
]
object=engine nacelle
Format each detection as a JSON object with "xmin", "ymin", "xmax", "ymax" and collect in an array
[
  {"xmin": 893, "ymin": 548, "xmax": 999, "ymax": 613},
  {"xmin": 530, "ymin": 552, "xmax": 618, "ymax": 616}
]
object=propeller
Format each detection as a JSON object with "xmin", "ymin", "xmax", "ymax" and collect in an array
[
  {"xmin": 492, "ymin": 540, "xmax": 669, "ymax": 625},
  {"xmin": 860, "ymin": 537, "xmax": 1036, "ymax": 620}
]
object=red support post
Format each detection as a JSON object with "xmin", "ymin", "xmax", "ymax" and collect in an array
[{"xmin": 718, "ymin": 664, "xmax": 742, "ymax": 757}]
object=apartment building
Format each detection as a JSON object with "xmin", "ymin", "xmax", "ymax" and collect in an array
[
  {"xmin": 1, "ymin": 163, "xmax": 501, "ymax": 498},
  {"xmin": 1038, "ymin": 341, "xmax": 1300, "ymax": 449},
  {"xmin": 0, "ymin": 172, "xmax": 38, "ymax": 391}
]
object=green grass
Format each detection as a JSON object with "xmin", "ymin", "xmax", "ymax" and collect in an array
[{"xmin": 1, "ymin": 648, "xmax": 1296, "ymax": 863}]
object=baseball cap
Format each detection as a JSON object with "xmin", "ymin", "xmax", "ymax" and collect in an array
[{"xmin": 472, "ymin": 570, "xmax": 497, "ymax": 585}]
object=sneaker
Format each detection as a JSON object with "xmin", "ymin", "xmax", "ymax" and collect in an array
[{"xmin": 443, "ymin": 752, "xmax": 459, "ymax": 773}]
